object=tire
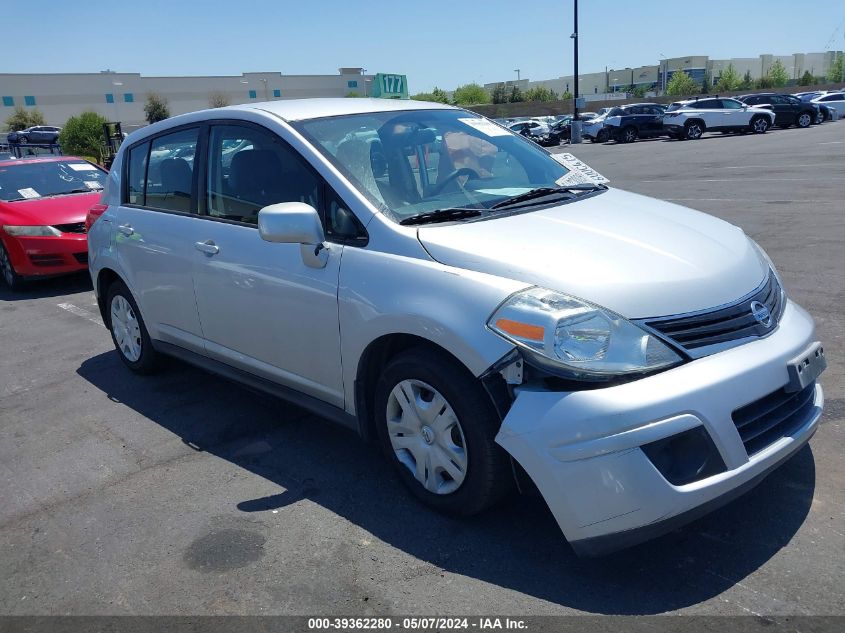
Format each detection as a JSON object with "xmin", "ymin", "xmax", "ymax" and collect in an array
[
  {"xmin": 750, "ymin": 115, "xmax": 769, "ymax": 134},
  {"xmin": 816, "ymin": 111, "xmax": 824, "ymax": 124},
  {"xmin": 17, "ymin": 136, "xmax": 27, "ymax": 144},
  {"xmin": 619, "ymin": 126, "xmax": 637, "ymax": 143},
  {"xmin": 796, "ymin": 112, "xmax": 812, "ymax": 128},
  {"xmin": 0, "ymin": 241, "xmax": 25, "ymax": 291},
  {"xmin": 105, "ymin": 280, "xmax": 160, "ymax": 374},
  {"xmin": 374, "ymin": 347, "xmax": 513, "ymax": 517},
  {"xmin": 596, "ymin": 129, "xmax": 609, "ymax": 143},
  {"xmin": 684, "ymin": 120, "xmax": 704, "ymax": 140}
]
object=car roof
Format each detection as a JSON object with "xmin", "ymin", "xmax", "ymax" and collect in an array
[
  {"xmin": 218, "ymin": 98, "xmax": 456, "ymax": 123},
  {"xmin": 0, "ymin": 155, "xmax": 87, "ymax": 168}
]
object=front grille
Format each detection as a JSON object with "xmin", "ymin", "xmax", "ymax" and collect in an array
[
  {"xmin": 643, "ymin": 271, "xmax": 783, "ymax": 352},
  {"xmin": 73, "ymin": 252, "xmax": 88, "ymax": 264},
  {"xmin": 29, "ymin": 254, "xmax": 64, "ymax": 267},
  {"xmin": 54, "ymin": 222, "xmax": 86, "ymax": 234},
  {"xmin": 732, "ymin": 382, "xmax": 817, "ymax": 456}
]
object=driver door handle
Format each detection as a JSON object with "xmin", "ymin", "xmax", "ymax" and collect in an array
[
  {"xmin": 118, "ymin": 224, "xmax": 134, "ymax": 236},
  {"xmin": 194, "ymin": 240, "xmax": 219, "ymax": 255}
]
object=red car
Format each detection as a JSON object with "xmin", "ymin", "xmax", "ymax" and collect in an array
[{"xmin": 0, "ymin": 156, "xmax": 107, "ymax": 290}]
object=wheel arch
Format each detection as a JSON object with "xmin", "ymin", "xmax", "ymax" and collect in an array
[{"xmin": 95, "ymin": 267, "xmax": 125, "ymax": 328}]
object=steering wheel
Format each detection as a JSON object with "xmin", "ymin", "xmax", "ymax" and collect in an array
[{"xmin": 427, "ymin": 167, "xmax": 481, "ymax": 196}]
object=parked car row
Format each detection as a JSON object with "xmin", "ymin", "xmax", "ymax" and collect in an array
[{"xmin": 492, "ymin": 89, "xmax": 843, "ymax": 147}]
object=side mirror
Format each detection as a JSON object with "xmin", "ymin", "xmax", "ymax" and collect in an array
[
  {"xmin": 258, "ymin": 202, "xmax": 325, "ymax": 245},
  {"xmin": 258, "ymin": 202, "xmax": 328, "ymax": 269}
]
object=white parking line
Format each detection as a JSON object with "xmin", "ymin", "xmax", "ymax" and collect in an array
[
  {"xmin": 57, "ymin": 302, "xmax": 104, "ymax": 326},
  {"xmin": 818, "ymin": 141, "xmax": 844, "ymax": 145}
]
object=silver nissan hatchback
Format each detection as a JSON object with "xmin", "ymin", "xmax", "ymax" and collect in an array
[{"xmin": 88, "ymin": 98, "xmax": 826, "ymax": 555}]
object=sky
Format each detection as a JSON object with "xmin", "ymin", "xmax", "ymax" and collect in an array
[{"xmin": 4, "ymin": 0, "xmax": 844, "ymax": 92}]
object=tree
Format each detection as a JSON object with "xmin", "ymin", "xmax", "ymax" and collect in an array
[
  {"xmin": 523, "ymin": 86, "xmax": 558, "ymax": 102},
  {"xmin": 58, "ymin": 111, "xmax": 108, "ymax": 163},
  {"xmin": 700, "ymin": 73, "xmax": 712, "ymax": 94},
  {"xmin": 451, "ymin": 83, "xmax": 490, "ymax": 105},
  {"xmin": 798, "ymin": 70, "xmax": 814, "ymax": 86},
  {"xmin": 509, "ymin": 85, "xmax": 524, "ymax": 103},
  {"xmin": 828, "ymin": 53, "xmax": 844, "ymax": 83},
  {"xmin": 491, "ymin": 83, "xmax": 509, "ymax": 104},
  {"xmin": 144, "ymin": 93, "xmax": 170, "ymax": 124},
  {"xmin": 739, "ymin": 70, "xmax": 754, "ymax": 90},
  {"xmin": 714, "ymin": 63, "xmax": 740, "ymax": 92},
  {"xmin": 768, "ymin": 59, "xmax": 789, "ymax": 87},
  {"xmin": 632, "ymin": 85, "xmax": 648, "ymax": 98},
  {"xmin": 412, "ymin": 87, "xmax": 449, "ymax": 103},
  {"xmin": 208, "ymin": 91, "xmax": 230, "ymax": 108},
  {"xmin": 5, "ymin": 106, "xmax": 46, "ymax": 132},
  {"xmin": 665, "ymin": 70, "xmax": 698, "ymax": 96}
]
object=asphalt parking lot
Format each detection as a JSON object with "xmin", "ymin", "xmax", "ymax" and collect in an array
[{"xmin": 1, "ymin": 122, "xmax": 843, "ymax": 617}]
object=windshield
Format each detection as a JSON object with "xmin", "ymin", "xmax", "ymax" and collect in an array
[
  {"xmin": 0, "ymin": 159, "xmax": 107, "ymax": 202},
  {"xmin": 294, "ymin": 109, "xmax": 574, "ymax": 223}
]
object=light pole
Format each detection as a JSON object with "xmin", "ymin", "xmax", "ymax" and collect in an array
[
  {"xmin": 514, "ymin": 69, "xmax": 520, "ymax": 82},
  {"xmin": 570, "ymin": 0, "xmax": 582, "ymax": 143}
]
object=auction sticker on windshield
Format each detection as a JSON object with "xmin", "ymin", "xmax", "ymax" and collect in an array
[
  {"xmin": 552, "ymin": 152, "xmax": 609, "ymax": 185},
  {"xmin": 17, "ymin": 187, "xmax": 40, "ymax": 199},
  {"xmin": 458, "ymin": 117, "xmax": 511, "ymax": 137}
]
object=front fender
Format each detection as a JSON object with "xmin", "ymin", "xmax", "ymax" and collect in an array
[{"xmin": 338, "ymin": 246, "xmax": 527, "ymax": 415}]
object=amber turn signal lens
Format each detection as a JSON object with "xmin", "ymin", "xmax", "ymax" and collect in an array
[{"xmin": 495, "ymin": 318, "xmax": 545, "ymax": 341}]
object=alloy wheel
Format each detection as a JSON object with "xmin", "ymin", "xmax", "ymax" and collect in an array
[
  {"xmin": 798, "ymin": 113, "xmax": 811, "ymax": 128},
  {"xmin": 110, "ymin": 294, "xmax": 142, "ymax": 362},
  {"xmin": 385, "ymin": 379, "xmax": 468, "ymax": 495},
  {"xmin": 753, "ymin": 117, "xmax": 769, "ymax": 133},
  {"xmin": 687, "ymin": 123, "xmax": 702, "ymax": 139}
]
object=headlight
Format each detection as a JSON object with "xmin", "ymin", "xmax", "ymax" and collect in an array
[
  {"xmin": 748, "ymin": 238, "xmax": 784, "ymax": 289},
  {"xmin": 3, "ymin": 225, "xmax": 63, "ymax": 237},
  {"xmin": 488, "ymin": 287, "xmax": 683, "ymax": 379}
]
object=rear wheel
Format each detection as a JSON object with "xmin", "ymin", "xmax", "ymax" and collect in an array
[
  {"xmin": 796, "ymin": 112, "xmax": 812, "ymax": 128},
  {"xmin": 17, "ymin": 135, "xmax": 27, "ymax": 144},
  {"xmin": 106, "ymin": 280, "xmax": 160, "ymax": 374},
  {"xmin": 750, "ymin": 115, "xmax": 769, "ymax": 134},
  {"xmin": 619, "ymin": 126, "xmax": 638, "ymax": 143},
  {"xmin": 0, "ymin": 241, "xmax": 25, "ymax": 291},
  {"xmin": 816, "ymin": 110, "xmax": 825, "ymax": 124},
  {"xmin": 684, "ymin": 120, "xmax": 704, "ymax": 140},
  {"xmin": 596, "ymin": 129, "xmax": 609, "ymax": 143},
  {"xmin": 374, "ymin": 348, "xmax": 513, "ymax": 516}
]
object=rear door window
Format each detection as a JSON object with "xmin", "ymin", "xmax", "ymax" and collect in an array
[{"xmin": 145, "ymin": 128, "xmax": 199, "ymax": 213}]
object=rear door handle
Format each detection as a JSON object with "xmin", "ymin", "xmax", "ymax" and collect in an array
[
  {"xmin": 118, "ymin": 224, "xmax": 134, "ymax": 236},
  {"xmin": 194, "ymin": 240, "xmax": 219, "ymax": 255}
]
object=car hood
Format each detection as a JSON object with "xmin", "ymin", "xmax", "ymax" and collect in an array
[
  {"xmin": 0, "ymin": 192, "xmax": 100, "ymax": 227},
  {"xmin": 416, "ymin": 188, "xmax": 767, "ymax": 319}
]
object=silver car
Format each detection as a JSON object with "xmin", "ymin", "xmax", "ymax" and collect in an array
[{"xmin": 88, "ymin": 98, "xmax": 826, "ymax": 556}]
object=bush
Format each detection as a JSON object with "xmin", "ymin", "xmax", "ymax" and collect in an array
[
  {"xmin": 755, "ymin": 74, "xmax": 774, "ymax": 89},
  {"xmin": 768, "ymin": 60, "xmax": 789, "ymax": 87},
  {"xmin": 490, "ymin": 83, "xmax": 509, "ymax": 104},
  {"xmin": 798, "ymin": 70, "xmax": 815, "ymax": 86},
  {"xmin": 59, "ymin": 111, "xmax": 108, "ymax": 163},
  {"xmin": 509, "ymin": 85, "xmax": 523, "ymax": 103},
  {"xmin": 144, "ymin": 93, "xmax": 170, "ymax": 124},
  {"xmin": 452, "ymin": 83, "xmax": 490, "ymax": 105},
  {"xmin": 524, "ymin": 86, "xmax": 558, "ymax": 102},
  {"xmin": 5, "ymin": 106, "xmax": 46, "ymax": 132},
  {"xmin": 714, "ymin": 64, "xmax": 740, "ymax": 92},
  {"xmin": 739, "ymin": 70, "xmax": 754, "ymax": 90},
  {"xmin": 411, "ymin": 87, "xmax": 449, "ymax": 104},
  {"xmin": 345, "ymin": 91, "xmax": 361, "ymax": 98},
  {"xmin": 828, "ymin": 54, "xmax": 844, "ymax": 83},
  {"xmin": 208, "ymin": 91, "xmax": 230, "ymax": 108}
]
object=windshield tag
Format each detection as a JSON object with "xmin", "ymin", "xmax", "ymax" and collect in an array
[
  {"xmin": 84, "ymin": 181, "xmax": 102, "ymax": 190},
  {"xmin": 69, "ymin": 163, "xmax": 98, "ymax": 171},
  {"xmin": 17, "ymin": 187, "xmax": 40, "ymax": 199},
  {"xmin": 458, "ymin": 117, "xmax": 511, "ymax": 137},
  {"xmin": 552, "ymin": 153, "xmax": 609, "ymax": 185}
]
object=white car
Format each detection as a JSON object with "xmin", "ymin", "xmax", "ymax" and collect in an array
[
  {"xmin": 662, "ymin": 97, "xmax": 776, "ymax": 140},
  {"xmin": 811, "ymin": 91, "xmax": 845, "ymax": 117},
  {"xmin": 87, "ymin": 98, "xmax": 826, "ymax": 556}
]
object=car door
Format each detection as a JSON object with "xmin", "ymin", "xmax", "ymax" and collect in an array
[
  {"xmin": 190, "ymin": 122, "xmax": 346, "ymax": 407},
  {"xmin": 691, "ymin": 99, "xmax": 722, "ymax": 129},
  {"xmin": 718, "ymin": 98, "xmax": 748, "ymax": 128},
  {"xmin": 113, "ymin": 127, "xmax": 207, "ymax": 353},
  {"xmin": 642, "ymin": 106, "xmax": 664, "ymax": 136}
]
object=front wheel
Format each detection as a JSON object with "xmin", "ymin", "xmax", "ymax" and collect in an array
[
  {"xmin": 619, "ymin": 126, "xmax": 637, "ymax": 143},
  {"xmin": 596, "ymin": 129, "xmax": 609, "ymax": 143},
  {"xmin": 374, "ymin": 348, "xmax": 513, "ymax": 516},
  {"xmin": 106, "ymin": 280, "xmax": 160, "ymax": 374},
  {"xmin": 796, "ymin": 112, "xmax": 812, "ymax": 128},
  {"xmin": 0, "ymin": 241, "xmax": 25, "ymax": 291},
  {"xmin": 750, "ymin": 115, "xmax": 770, "ymax": 134}
]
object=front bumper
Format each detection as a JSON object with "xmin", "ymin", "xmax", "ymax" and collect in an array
[
  {"xmin": 495, "ymin": 299, "xmax": 824, "ymax": 555},
  {"xmin": 4, "ymin": 234, "xmax": 88, "ymax": 277}
]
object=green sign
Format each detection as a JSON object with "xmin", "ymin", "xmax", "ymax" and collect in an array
[{"xmin": 371, "ymin": 73, "xmax": 408, "ymax": 99}]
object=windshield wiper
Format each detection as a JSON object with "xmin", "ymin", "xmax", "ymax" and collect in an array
[
  {"xmin": 491, "ymin": 184, "xmax": 604, "ymax": 210},
  {"xmin": 41, "ymin": 188, "xmax": 102, "ymax": 198},
  {"xmin": 399, "ymin": 207, "xmax": 482, "ymax": 226}
]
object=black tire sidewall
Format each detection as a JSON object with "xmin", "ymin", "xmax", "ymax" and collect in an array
[
  {"xmin": 374, "ymin": 348, "xmax": 512, "ymax": 516},
  {"xmin": 106, "ymin": 280, "xmax": 159, "ymax": 374},
  {"xmin": 0, "ymin": 241, "xmax": 24, "ymax": 291}
]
